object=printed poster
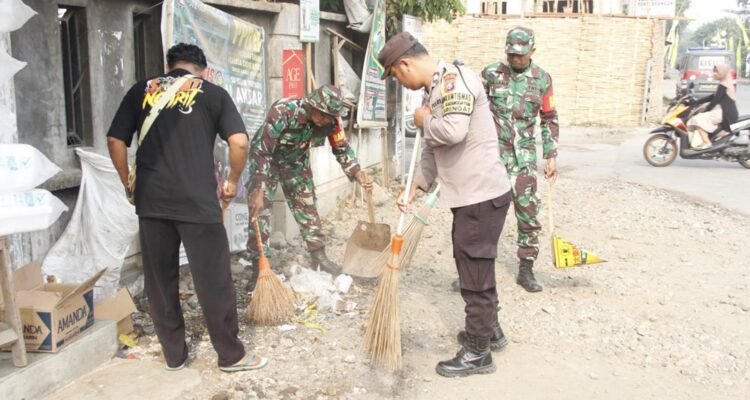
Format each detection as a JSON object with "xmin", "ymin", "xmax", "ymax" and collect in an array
[
  {"xmin": 356, "ymin": 0, "xmax": 387, "ymax": 128},
  {"xmin": 283, "ymin": 49, "xmax": 305, "ymax": 98},
  {"xmin": 300, "ymin": 0, "xmax": 320, "ymax": 43}
]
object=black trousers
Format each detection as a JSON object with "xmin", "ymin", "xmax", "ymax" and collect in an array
[
  {"xmin": 139, "ymin": 218, "xmax": 245, "ymax": 368},
  {"xmin": 451, "ymin": 193, "xmax": 510, "ymax": 337}
]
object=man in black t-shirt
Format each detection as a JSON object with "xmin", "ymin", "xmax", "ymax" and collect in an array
[{"xmin": 107, "ymin": 44, "xmax": 267, "ymax": 372}]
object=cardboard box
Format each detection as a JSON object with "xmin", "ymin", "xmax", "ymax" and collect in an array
[
  {"xmin": 0, "ymin": 261, "xmax": 105, "ymax": 352},
  {"xmin": 95, "ymin": 287, "xmax": 136, "ymax": 336}
]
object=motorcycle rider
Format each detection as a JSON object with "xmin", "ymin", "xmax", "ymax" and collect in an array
[{"xmin": 687, "ymin": 64, "xmax": 738, "ymax": 150}]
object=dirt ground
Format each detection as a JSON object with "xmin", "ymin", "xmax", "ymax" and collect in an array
[{"xmin": 121, "ymin": 163, "xmax": 750, "ymax": 400}]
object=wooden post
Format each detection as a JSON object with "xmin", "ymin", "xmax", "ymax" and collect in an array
[
  {"xmin": 0, "ymin": 237, "xmax": 28, "ymax": 367},
  {"xmin": 332, "ymin": 36, "xmax": 340, "ymax": 89},
  {"xmin": 358, "ymin": 129, "xmax": 364, "ymax": 203},
  {"xmin": 305, "ymin": 43, "xmax": 314, "ymax": 94}
]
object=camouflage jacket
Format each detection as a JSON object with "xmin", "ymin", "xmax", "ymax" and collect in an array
[
  {"xmin": 481, "ymin": 61, "xmax": 559, "ymax": 169},
  {"xmin": 248, "ymin": 98, "xmax": 361, "ymax": 191}
]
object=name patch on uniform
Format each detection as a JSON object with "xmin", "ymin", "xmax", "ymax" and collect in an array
[{"xmin": 442, "ymin": 92, "xmax": 474, "ymax": 115}]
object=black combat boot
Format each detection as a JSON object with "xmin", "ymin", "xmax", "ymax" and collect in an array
[
  {"xmin": 457, "ymin": 322, "xmax": 509, "ymax": 352},
  {"xmin": 436, "ymin": 333, "xmax": 495, "ymax": 377},
  {"xmin": 517, "ymin": 259, "xmax": 542, "ymax": 292},
  {"xmin": 310, "ymin": 248, "xmax": 342, "ymax": 276},
  {"xmin": 245, "ymin": 259, "xmax": 260, "ymax": 292}
]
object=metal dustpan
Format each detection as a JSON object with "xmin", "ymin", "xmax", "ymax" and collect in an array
[{"xmin": 342, "ymin": 190, "xmax": 391, "ymax": 278}]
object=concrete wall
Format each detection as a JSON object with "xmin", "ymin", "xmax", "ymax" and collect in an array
[
  {"xmin": 8, "ymin": 0, "xmax": 163, "ymax": 268},
  {"xmin": 8, "ymin": 0, "xmax": 376, "ymax": 266}
]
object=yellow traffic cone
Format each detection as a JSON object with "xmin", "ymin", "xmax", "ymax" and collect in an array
[{"xmin": 547, "ymin": 181, "xmax": 605, "ymax": 269}]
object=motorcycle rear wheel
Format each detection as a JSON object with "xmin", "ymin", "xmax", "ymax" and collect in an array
[
  {"xmin": 643, "ymin": 133, "xmax": 678, "ymax": 167},
  {"xmin": 739, "ymin": 157, "xmax": 750, "ymax": 169}
]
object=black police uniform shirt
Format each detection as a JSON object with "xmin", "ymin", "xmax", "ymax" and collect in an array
[{"xmin": 107, "ymin": 68, "xmax": 247, "ymax": 224}]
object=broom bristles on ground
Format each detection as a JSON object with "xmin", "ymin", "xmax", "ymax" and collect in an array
[
  {"xmin": 245, "ymin": 264, "xmax": 296, "ymax": 326},
  {"xmin": 363, "ymin": 239, "xmax": 403, "ymax": 370}
]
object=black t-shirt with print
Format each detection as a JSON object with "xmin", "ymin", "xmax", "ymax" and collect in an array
[{"xmin": 107, "ymin": 69, "xmax": 247, "ymax": 223}]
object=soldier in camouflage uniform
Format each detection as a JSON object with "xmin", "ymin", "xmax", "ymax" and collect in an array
[
  {"xmin": 481, "ymin": 27, "xmax": 559, "ymax": 293},
  {"xmin": 246, "ymin": 84, "xmax": 372, "ymax": 285}
]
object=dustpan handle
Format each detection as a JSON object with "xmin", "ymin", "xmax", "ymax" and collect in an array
[{"xmin": 366, "ymin": 189, "xmax": 376, "ymax": 223}]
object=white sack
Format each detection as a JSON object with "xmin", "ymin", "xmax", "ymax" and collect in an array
[
  {"xmin": 343, "ymin": 0, "xmax": 372, "ymax": 32},
  {"xmin": 337, "ymin": 52, "xmax": 361, "ymax": 103},
  {"xmin": 0, "ymin": 144, "xmax": 61, "ymax": 194},
  {"xmin": 0, "ymin": 0, "xmax": 36, "ymax": 32},
  {"xmin": 0, "ymin": 47, "xmax": 25, "ymax": 83},
  {"xmin": 0, "ymin": 189, "xmax": 67, "ymax": 236},
  {"xmin": 42, "ymin": 149, "xmax": 138, "ymax": 302}
]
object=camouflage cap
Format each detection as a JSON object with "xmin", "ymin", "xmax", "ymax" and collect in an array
[
  {"xmin": 505, "ymin": 27, "xmax": 535, "ymax": 55},
  {"xmin": 305, "ymin": 84, "xmax": 346, "ymax": 117}
]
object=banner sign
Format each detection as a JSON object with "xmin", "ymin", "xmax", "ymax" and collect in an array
[
  {"xmin": 162, "ymin": 0, "xmax": 266, "ymax": 133},
  {"xmin": 356, "ymin": 0, "xmax": 387, "ymax": 128},
  {"xmin": 283, "ymin": 49, "xmax": 305, "ymax": 98},
  {"xmin": 300, "ymin": 0, "xmax": 320, "ymax": 43},
  {"xmin": 630, "ymin": 0, "xmax": 675, "ymax": 17}
]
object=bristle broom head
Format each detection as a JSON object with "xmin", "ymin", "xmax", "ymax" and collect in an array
[
  {"xmin": 245, "ymin": 268, "xmax": 296, "ymax": 326},
  {"xmin": 363, "ymin": 256, "xmax": 402, "ymax": 370}
]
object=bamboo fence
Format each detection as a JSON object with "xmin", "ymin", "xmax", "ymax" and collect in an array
[{"xmin": 422, "ymin": 16, "xmax": 666, "ymax": 126}]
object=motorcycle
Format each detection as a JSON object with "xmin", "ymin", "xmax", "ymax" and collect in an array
[{"xmin": 643, "ymin": 82, "xmax": 750, "ymax": 169}]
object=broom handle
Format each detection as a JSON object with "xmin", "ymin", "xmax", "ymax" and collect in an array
[
  {"xmin": 399, "ymin": 132, "xmax": 421, "ymax": 235},
  {"xmin": 366, "ymin": 189, "xmax": 376, "ymax": 224},
  {"xmin": 547, "ymin": 180, "xmax": 554, "ymax": 235},
  {"xmin": 254, "ymin": 219, "xmax": 265, "ymax": 258}
]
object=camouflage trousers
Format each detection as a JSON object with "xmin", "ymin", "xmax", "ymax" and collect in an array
[
  {"xmin": 246, "ymin": 162, "xmax": 325, "ymax": 260},
  {"xmin": 507, "ymin": 163, "xmax": 541, "ymax": 261}
]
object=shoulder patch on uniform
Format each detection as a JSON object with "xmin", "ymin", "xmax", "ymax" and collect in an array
[
  {"xmin": 442, "ymin": 72, "xmax": 458, "ymax": 93},
  {"xmin": 440, "ymin": 67, "xmax": 474, "ymax": 115}
]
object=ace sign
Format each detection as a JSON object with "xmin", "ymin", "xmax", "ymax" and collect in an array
[{"xmin": 283, "ymin": 50, "xmax": 305, "ymax": 98}]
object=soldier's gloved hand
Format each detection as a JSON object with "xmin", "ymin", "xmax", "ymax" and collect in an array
[
  {"xmin": 248, "ymin": 189, "xmax": 265, "ymax": 222},
  {"xmin": 544, "ymin": 157, "xmax": 558, "ymax": 184},
  {"xmin": 355, "ymin": 170, "xmax": 373, "ymax": 191}
]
